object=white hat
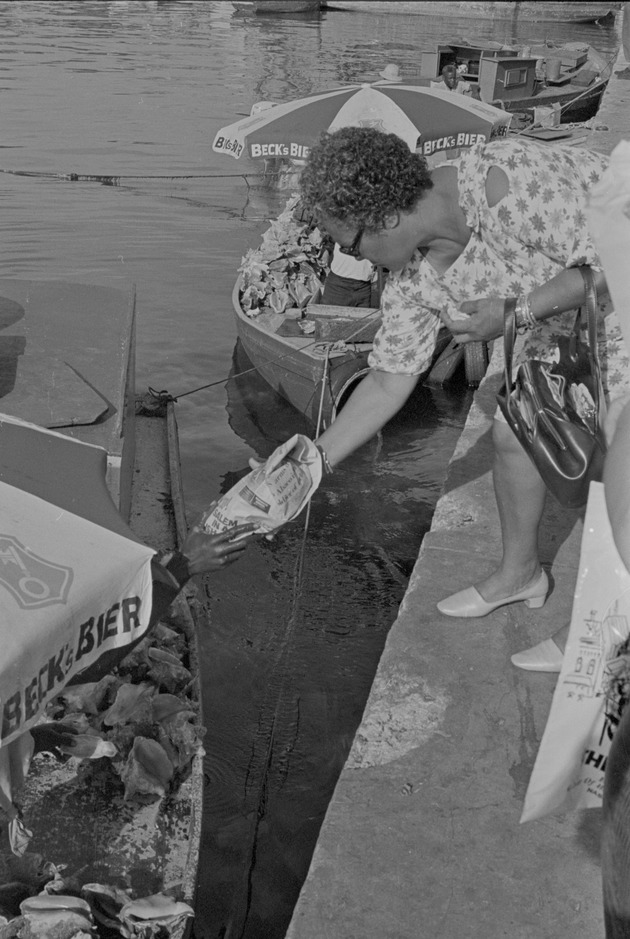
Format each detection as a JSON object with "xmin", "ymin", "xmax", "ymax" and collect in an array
[{"xmin": 378, "ymin": 64, "xmax": 402, "ymax": 82}]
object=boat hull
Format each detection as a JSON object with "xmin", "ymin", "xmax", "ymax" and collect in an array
[
  {"xmin": 233, "ymin": 282, "xmax": 371, "ymax": 429},
  {"xmin": 322, "ymin": 2, "xmax": 620, "ymax": 22},
  {"xmin": 502, "ymin": 77, "xmax": 608, "ymax": 123}
]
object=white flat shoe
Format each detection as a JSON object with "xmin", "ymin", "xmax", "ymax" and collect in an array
[
  {"xmin": 437, "ymin": 570, "xmax": 549, "ymax": 618},
  {"xmin": 511, "ymin": 638, "xmax": 563, "ymax": 673}
]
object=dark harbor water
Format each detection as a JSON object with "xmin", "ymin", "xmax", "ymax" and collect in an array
[{"xmin": 0, "ymin": 3, "xmax": 621, "ymax": 937}]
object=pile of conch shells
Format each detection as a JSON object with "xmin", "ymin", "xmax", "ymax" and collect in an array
[
  {"xmin": 0, "ymin": 888, "xmax": 194, "ymax": 938},
  {"xmin": 50, "ymin": 620, "xmax": 203, "ymax": 802}
]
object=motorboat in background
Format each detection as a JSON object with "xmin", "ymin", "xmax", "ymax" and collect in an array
[{"xmin": 419, "ymin": 39, "xmax": 613, "ymax": 124}]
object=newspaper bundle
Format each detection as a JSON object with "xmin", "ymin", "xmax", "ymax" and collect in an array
[{"xmin": 202, "ymin": 434, "xmax": 322, "ymax": 538}]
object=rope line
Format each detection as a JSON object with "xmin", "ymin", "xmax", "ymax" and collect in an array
[{"xmin": 0, "ymin": 167, "xmax": 286, "ymax": 184}]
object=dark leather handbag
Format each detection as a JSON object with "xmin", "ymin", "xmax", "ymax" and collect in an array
[{"xmin": 496, "ymin": 266, "xmax": 607, "ymax": 508}]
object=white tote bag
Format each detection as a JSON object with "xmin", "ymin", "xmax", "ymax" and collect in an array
[{"xmin": 521, "ymin": 482, "xmax": 630, "ymax": 822}]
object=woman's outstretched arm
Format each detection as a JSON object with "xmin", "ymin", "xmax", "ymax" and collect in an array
[{"xmin": 315, "ymin": 368, "xmax": 419, "ymax": 468}]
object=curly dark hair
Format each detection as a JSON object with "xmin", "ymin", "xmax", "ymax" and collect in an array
[{"xmin": 300, "ymin": 127, "xmax": 433, "ymax": 232}]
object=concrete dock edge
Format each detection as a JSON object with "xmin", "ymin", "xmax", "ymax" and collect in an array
[{"xmin": 286, "ymin": 24, "xmax": 630, "ymax": 939}]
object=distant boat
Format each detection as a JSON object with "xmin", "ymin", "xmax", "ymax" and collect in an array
[
  {"xmin": 420, "ymin": 39, "xmax": 613, "ymax": 124},
  {"xmin": 321, "ymin": 2, "xmax": 621, "ymax": 22},
  {"xmin": 233, "ymin": 1, "xmax": 322, "ymax": 13}
]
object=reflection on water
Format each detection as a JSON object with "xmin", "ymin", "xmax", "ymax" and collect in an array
[{"xmin": 0, "ymin": 2, "xmax": 620, "ymax": 937}]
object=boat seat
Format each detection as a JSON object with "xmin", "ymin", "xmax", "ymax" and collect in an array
[
  {"xmin": 306, "ymin": 303, "xmax": 381, "ymax": 343},
  {"xmin": 311, "ymin": 316, "xmax": 380, "ymax": 343},
  {"xmin": 572, "ymin": 69, "xmax": 598, "ymax": 87},
  {"xmin": 546, "ymin": 74, "xmax": 572, "ymax": 86}
]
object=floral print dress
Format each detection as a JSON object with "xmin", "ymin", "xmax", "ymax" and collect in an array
[{"xmin": 368, "ymin": 138, "xmax": 629, "ymax": 400}]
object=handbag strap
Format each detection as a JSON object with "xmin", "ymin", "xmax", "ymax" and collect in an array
[
  {"xmin": 578, "ymin": 265, "xmax": 599, "ymax": 365},
  {"xmin": 502, "ymin": 296, "xmax": 517, "ymax": 391},
  {"xmin": 577, "ymin": 265, "xmax": 606, "ymax": 426}
]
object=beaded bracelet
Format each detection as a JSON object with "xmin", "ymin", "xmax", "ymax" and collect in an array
[
  {"xmin": 514, "ymin": 293, "xmax": 537, "ymax": 333},
  {"xmin": 316, "ymin": 444, "xmax": 333, "ymax": 475}
]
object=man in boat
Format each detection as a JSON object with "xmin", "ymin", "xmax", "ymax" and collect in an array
[
  {"xmin": 430, "ymin": 62, "xmax": 473, "ymax": 96},
  {"xmin": 321, "ymin": 243, "xmax": 375, "ymax": 308}
]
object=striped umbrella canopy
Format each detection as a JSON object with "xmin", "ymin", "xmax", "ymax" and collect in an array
[{"xmin": 212, "ymin": 82, "xmax": 511, "ymax": 163}]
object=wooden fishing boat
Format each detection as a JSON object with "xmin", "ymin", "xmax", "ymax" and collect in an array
[
  {"xmin": 0, "ymin": 281, "xmax": 203, "ymax": 938},
  {"xmin": 233, "ymin": 278, "xmax": 377, "ymax": 428},
  {"xmin": 420, "ymin": 39, "xmax": 612, "ymax": 124},
  {"xmin": 232, "ymin": 278, "xmax": 467, "ymax": 429}
]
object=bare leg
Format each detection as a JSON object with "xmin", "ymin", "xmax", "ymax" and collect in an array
[{"xmin": 474, "ymin": 420, "xmax": 546, "ymax": 602}]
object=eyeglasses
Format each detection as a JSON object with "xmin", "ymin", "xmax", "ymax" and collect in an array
[{"xmin": 339, "ymin": 226, "xmax": 364, "ymax": 259}]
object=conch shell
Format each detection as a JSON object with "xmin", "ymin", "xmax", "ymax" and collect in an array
[
  {"xmin": 146, "ymin": 650, "xmax": 191, "ymax": 694},
  {"xmin": 120, "ymin": 737, "xmax": 173, "ymax": 802},
  {"xmin": 81, "ymin": 883, "xmax": 132, "ymax": 930},
  {"xmin": 119, "ymin": 893, "xmax": 193, "ymax": 938},
  {"xmin": 102, "ymin": 683, "xmax": 155, "ymax": 727},
  {"xmin": 59, "ymin": 734, "xmax": 117, "ymax": 760},
  {"xmin": 16, "ymin": 893, "xmax": 94, "ymax": 938},
  {"xmin": 56, "ymin": 675, "xmax": 118, "ymax": 715}
]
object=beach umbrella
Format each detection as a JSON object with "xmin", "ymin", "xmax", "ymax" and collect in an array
[
  {"xmin": 212, "ymin": 82, "xmax": 511, "ymax": 163},
  {"xmin": 0, "ymin": 414, "xmax": 156, "ymax": 752}
]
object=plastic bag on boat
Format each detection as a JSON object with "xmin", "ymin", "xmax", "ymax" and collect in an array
[{"xmin": 202, "ymin": 434, "xmax": 322, "ymax": 539}]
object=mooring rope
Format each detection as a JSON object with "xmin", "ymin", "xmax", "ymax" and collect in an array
[{"xmin": 0, "ymin": 167, "xmax": 286, "ymax": 184}]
